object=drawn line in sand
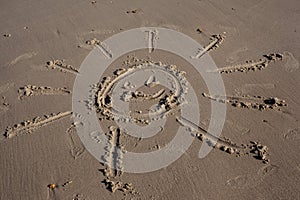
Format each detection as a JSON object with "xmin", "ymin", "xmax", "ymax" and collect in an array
[
  {"xmin": 95, "ymin": 43, "xmax": 113, "ymax": 59},
  {"xmin": 145, "ymin": 75, "xmax": 160, "ymax": 87},
  {"xmin": 202, "ymin": 93, "xmax": 287, "ymax": 111},
  {"xmin": 18, "ymin": 85, "xmax": 71, "ymax": 99},
  {"xmin": 86, "ymin": 38, "xmax": 113, "ymax": 58},
  {"xmin": 177, "ymin": 117, "xmax": 241, "ymax": 150},
  {"xmin": 4, "ymin": 111, "xmax": 72, "ymax": 139},
  {"xmin": 145, "ymin": 30, "xmax": 157, "ymax": 53},
  {"xmin": 99, "ymin": 126, "xmax": 137, "ymax": 195},
  {"xmin": 177, "ymin": 117, "xmax": 270, "ymax": 163},
  {"xmin": 191, "ymin": 34, "xmax": 225, "ymax": 59},
  {"xmin": 207, "ymin": 53, "xmax": 283, "ymax": 74},
  {"xmin": 46, "ymin": 60, "xmax": 79, "ymax": 74},
  {"xmin": 102, "ymin": 126, "xmax": 123, "ymax": 177}
]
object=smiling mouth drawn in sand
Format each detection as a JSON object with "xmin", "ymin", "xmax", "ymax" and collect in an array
[{"xmin": 1, "ymin": 27, "xmax": 291, "ymax": 196}]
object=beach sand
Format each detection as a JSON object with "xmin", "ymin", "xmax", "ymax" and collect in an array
[{"xmin": 0, "ymin": 0, "xmax": 299, "ymax": 199}]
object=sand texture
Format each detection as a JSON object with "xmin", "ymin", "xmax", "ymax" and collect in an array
[{"xmin": 0, "ymin": 0, "xmax": 299, "ymax": 199}]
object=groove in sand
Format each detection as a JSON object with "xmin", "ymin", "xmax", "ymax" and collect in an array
[
  {"xmin": 4, "ymin": 111, "xmax": 72, "ymax": 138},
  {"xmin": 202, "ymin": 93, "xmax": 287, "ymax": 111},
  {"xmin": 18, "ymin": 85, "xmax": 71, "ymax": 99},
  {"xmin": 207, "ymin": 53, "xmax": 283, "ymax": 74},
  {"xmin": 191, "ymin": 34, "xmax": 225, "ymax": 59},
  {"xmin": 46, "ymin": 59, "xmax": 79, "ymax": 74}
]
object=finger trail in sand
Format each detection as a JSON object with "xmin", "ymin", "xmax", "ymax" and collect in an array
[
  {"xmin": 4, "ymin": 111, "xmax": 72, "ymax": 139},
  {"xmin": 208, "ymin": 53, "xmax": 283, "ymax": 74},
  {"xmin": 18, "ymin": 85, "xmax": 71, "ymax": 99},
  {"xmin": 202, "ymin": 93, "xmax": 287, "ymax": 111}
]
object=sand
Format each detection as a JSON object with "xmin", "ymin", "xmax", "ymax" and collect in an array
[{"xmin": 0, "ymin": 0, "xmax": 300, "ymax": 199}]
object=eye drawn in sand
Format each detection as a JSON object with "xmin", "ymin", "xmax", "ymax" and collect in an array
[
  {"xmin": 145, "ymin": 75, "xmax": 160, "ymax": 88},
  {"xmin": 225, "ymin": 164, "xmax": 279, "ymax": 189},
  {"xmin": 191, "ymin": 34, "xmax": 225, "ymax": 59},
  {"xmin": 202, "ymin": 93, "xmax": 287, "ymax": 111},
  {"xmin": 3, "ymin": 111, "xmax": 72, "ymax": 139},
  {"xmin": 18, "ymin": 85, "xmax": 71, "ymax": 99},
  {"xmin": 46, "ymin": 59, "xmax": 79, "ymax": 74},
  {"xmin": 208, "ymin": 53, "xmax": 283, "ymax": 74}
]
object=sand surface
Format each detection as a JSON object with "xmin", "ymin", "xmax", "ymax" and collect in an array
[{"xmin": 0, "ymin": 0, "xmax": 300, "ymax": 199}]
